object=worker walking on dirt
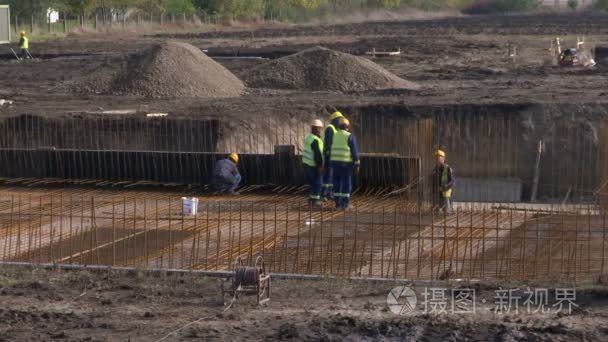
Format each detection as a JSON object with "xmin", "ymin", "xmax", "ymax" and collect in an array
[
  {"xmin": 303, "ymin": 119, "xmax": 325, "ymax": 206},
  {"xmin": 322, "ymin": 111, "xmax": 346, "ymax": 201},
  {"xmin": 211, "ymin": 153, "xmax": 241, "ymax": 195},
  {"xmin": 330, "ymin": 118, "xmax": 360, "ymax": 209},
  {"xmin": 432, "ymin": 149, "xmax": 454, "ymax": 213},
  {"xmin": 18, "ymin": 31, "xmax": 31, "ymax": 60}
]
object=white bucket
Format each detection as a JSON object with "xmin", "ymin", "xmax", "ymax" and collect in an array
[{"xmin": 181, "ymin": 197, "xmax": 199, "ymax": 216}]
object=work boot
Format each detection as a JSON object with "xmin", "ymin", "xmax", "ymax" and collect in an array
[{"xmin": 309, "ymin": 199, "xmax": 322, "ymax": 207}]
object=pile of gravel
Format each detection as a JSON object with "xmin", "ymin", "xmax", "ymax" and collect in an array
[
  {"xmin": 244, "ymin": 46, "xmax": 420, "ymax": 92},
  {"xmin": 66, "ymin": 41, "xmax": 244, "ymax": 98}
]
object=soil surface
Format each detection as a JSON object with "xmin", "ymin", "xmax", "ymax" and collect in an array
[
  {"xmin": 1, "ymin": 13, "xmax": 607, "ymax": 119},
  {"xmin": 0, "ymin": 266, "xmax": 607, "ymax": 341},
  {"xmin": 244, "ymin": 46, "xmax": 419, "ymax": 91}
]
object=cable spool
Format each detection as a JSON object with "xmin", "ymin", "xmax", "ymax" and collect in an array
[
  {"xmin": 233, "ymin": 257, "xmax": 263, "ymax": 288},
  {"xmin": 222, "ymin": 256, "xmax": 270, "ymax": 305}
]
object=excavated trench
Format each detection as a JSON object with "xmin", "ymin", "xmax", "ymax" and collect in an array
[{"xmin": 0, "ymin": 102, "xmax": 607, "ymax": 202}]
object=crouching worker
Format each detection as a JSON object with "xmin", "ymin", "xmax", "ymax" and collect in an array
[
  {"xmin": 211, "ymin": 153, "xmax": 241, "ymax": 195},
  {"xmin": 330, "ymin": 118, "xmax": 360, "ymax": 209},
  {"xmin": 303, "ymin": 119, "xmax": 325, "ymax": 206}
]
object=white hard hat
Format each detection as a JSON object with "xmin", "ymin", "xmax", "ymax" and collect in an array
[{"xmin": 311, "ymin": 119, "xmax": 323, "ymax": 127}]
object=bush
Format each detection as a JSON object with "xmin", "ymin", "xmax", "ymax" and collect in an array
[
  {"xmin": 446, "ymin": 0, "xmax": 475, "ymax": 10},
  {"xmin": 596, "ymin": 0, "xmax": 608, "ymax": 11},
  {"xmin": 567, "ymin": 0, "xmax": 578, "ymax": 10},
  {"xmin": 465, "ymin": 0, "xmax": 541, "ymax": 14}
]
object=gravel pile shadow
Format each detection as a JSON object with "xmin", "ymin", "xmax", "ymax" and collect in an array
[
  {"xmin": 244, "ymin": 46, "xmax": 420, "ymax": 92},
  {"xmin": 65, "ymin": 40, "xmax": 244, "ymax": 98}
]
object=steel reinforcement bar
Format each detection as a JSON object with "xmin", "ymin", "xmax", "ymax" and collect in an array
[{"xmin": 0, "ymin": 191, "xmax": 606, "ymax": 283}]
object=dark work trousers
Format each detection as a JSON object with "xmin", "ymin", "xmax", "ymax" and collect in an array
[
  {"xmin": 305, "ymin": 165, "xmax": 323, "ymax": 202},
  {"xmin": 331, "ymin": 162, "xmax": 353, "ymax": 209}
]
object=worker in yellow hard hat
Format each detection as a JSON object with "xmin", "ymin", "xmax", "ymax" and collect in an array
[
  {"xmin": 329, "ymin": 117, "xmax": 360, "ymax": 209},
  {"xmin": 432, "ymin": 148, "xmax": 454, "ymax": 213},
  {"xmin": 321, "ymin": 110, "xmax": 346, "ymax": 201},
  {"xmin": 302, "ymin": 119, "xmax": 325, "ymax": 206},
  {"xmin": 210, "ymin": 153, "xmax": 241, "ymax": 195},
  {"xmin": 18, "ymin": 31, "xmax": 31, "ymax": 60}
]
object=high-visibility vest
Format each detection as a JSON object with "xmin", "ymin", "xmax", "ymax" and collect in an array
[
  {"xmin": 441, "ymin": 165, "xmax": 452, "ymax": 198},
  {"xmin": 302, "ymin": 133, "xmax": 323, "ymax": 167},
  {"xmin": 330, "ymin": 130, "xmax": 352, "ymax": 163},
  {"xmin": 20, "ymin": 37, "xmax": 29, "ymax": 49},
  {"xmin": 324, "ymin": 124, "xmax": 337, "ymax": 140}
]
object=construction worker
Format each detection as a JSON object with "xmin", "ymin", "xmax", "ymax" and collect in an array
[
  {"xmin": 211, "ymin": 153, "xmax": 241, "ymax": 195},
  {"xmin": 303, "ymin": 119, "xmax": 325, "ymax": 206},
  {"xmin": 432, "ymin": 149, "xmax": 454, "ymax": 213},
  {"xmin": 330, "ymin": 118, "xmax": 360, "ymax": 209},
  {"xmin": 322, "ymin": 111, "xmax": 345, "ymax": 201},
  {"xmin": 18, "ymin": 31, "xmax": 30, "ymax": 60}
]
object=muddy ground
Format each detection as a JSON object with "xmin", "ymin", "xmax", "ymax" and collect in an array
[
  {"xmin": 1, "ymin": 13, "xmax": 608, "ymax": 119},
  {"xmin": 0, "ymin": 266, "xmax": 606, "ymax": 341}
]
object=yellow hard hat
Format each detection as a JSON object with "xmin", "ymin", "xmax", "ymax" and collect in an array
[
  {"xmin": 339, "ymin": 117, "xmax": 350, "ymax": 127},
  {"xmin": 435, "ymin": 149, "xmax": 446, "ymax": 158},
  {"xmin": 330, "ymin": 111, "xmax": 344, "ymax": 120},
  {"xmin": 229, "ymin": 153, "xmax": 239, "ymax": 163},
  {"xmin": 20, "ymin": 31, "xmax": 26, "ymax": 36}
]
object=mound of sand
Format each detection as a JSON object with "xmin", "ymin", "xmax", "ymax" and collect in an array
[
  {"xmin": 66, "ymin": 41, "xmax": 244, "ymax": 98},
  {"xmin": 244, "ymin": 46, "xmax": 420, "ymax": 92}
]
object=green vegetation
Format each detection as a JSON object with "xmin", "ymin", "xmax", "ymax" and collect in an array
[
  {"xmin": 596, "ymin": 0, "xmax": 608, "ymax": 11},
  {"xmin": 0, "ymin": 0, "xmax": 548, "ymax": 25},
  {"xmin": 465, "ymin": 0, "xmax": 542, "ymax": 14}
]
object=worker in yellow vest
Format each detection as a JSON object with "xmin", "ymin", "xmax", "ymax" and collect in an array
[
  {"xmin": 432, "ymin": 149, "xmax": 454, "ymax": 213},
  {"xmin": 322, "ymin": 110, "xmax": 345, "ymax": 201},
  {"xmin": 329, "ymin": 118, "xmax": 360, "ymax": 209},
  {"xmin": 18, "ymin": 31, "xmax": 31, "ymax": 60},
  {"xmin": 302, "ymin": 119, "xmax": 325, "ymax": 206}
]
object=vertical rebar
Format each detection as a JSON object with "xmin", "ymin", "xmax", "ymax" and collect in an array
[
  {"xmin": 58, "ymin": 195, "xmax": 63, "ymax": 263},
  {"xmin": 273, "ymin": 203, "xmax": 278, "ymax": 272},
  {"xmin": 4, "ymin": 195, "xmax": 14, "ymax": 261},
  {"xmin": 294, "ymin": 202, "xmax": 301, "ymax": 274},
  {"xmin": 349, "ymin": 206, "xmax": 358, "ymax": 277},
  {"xmin": 481, "ymin": 208, "xmax": 486, "ymax": 279},
  {"xmin": 144, "ymin": 199, "xmax": 148, "ymax": 266},
  {"xmin": 205, "ymin": 201, "xmax": 210, "ymax": 270},
  {"xmin": 112, "ymin": 198, "xmax": 116, "ymax": 267},
  {"xmin": 16, "ymin": 194, "xmax": 22, "ymax": 259},
  {"xmin": 430, "ymin": 209, "xmax": 435, "ymax": 280},
  {"xmin": 369, "ymin": 206, "xmax": 375, "ymax": 277},
  {"xmin": 535, "ymin": 210, "xmax": 540, "ymax": 280}
]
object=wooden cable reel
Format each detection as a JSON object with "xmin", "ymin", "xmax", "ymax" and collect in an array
[{"xmin": 221, "ymin": 256, "xmax": 270, "ymax": 305}]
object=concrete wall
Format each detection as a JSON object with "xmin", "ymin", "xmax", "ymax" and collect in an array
[{"xmin": 453, "ymin": 177, "xmax": 522, "ymax": 203}]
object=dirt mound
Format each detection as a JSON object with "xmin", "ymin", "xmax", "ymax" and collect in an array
[
  {"xmin": 66, "ymin": 41, "xmax": 244, "ymax": 98},
  {"xmin": 244, "ymin": 46, "xmax": 420, "ymax": 92}
]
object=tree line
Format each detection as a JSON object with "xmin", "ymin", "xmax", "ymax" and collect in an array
[{"xmin": 0, "ymin": 0, "xmax": 606, "ymax": 24}]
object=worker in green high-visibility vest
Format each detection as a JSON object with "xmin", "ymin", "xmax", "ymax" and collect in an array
[
  {"xmin": 302, "ymin": 119, "xmax": 325, "ymax": 206},
  {"xmin": 432, "ymin": 149, "xmax": 454, "ymax": 213},
  {"xmin": 321, "ymin": 111, "xmax": 346, "ymax": 201},
  {"xmin": 329, "ymin": 118, "xmax": 360, "ymax": 210},
  {"xmin": 18, "ymin": 31, "xmax": 31, "ymax": 60}
]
